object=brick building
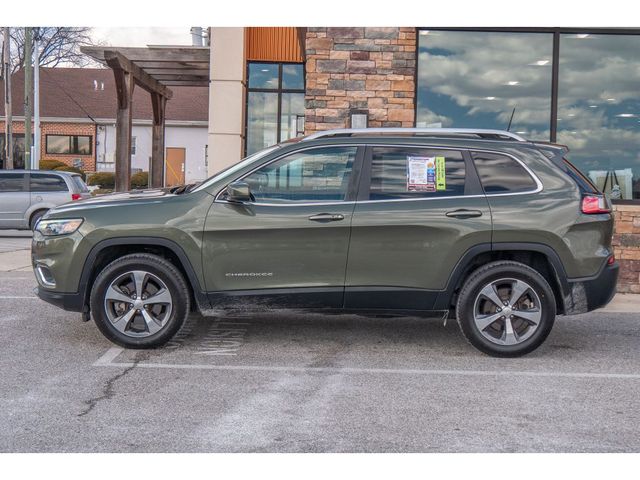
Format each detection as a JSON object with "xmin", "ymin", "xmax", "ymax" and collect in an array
[{"xmin": 1, "ymin": 68, "xmax": 209, "ymax": 183}]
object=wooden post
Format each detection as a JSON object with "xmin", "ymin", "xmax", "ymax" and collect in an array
[
  {"xmin": 112, "ymin": 68, "xmax": 134, "ymax": 192},
  {"xmin": 99, "ymin": 49, "xmax": 174, "ymax": 189},
  {"xmin": 151, "ymin": 92, "xmax": 167, "ymax": 188}
]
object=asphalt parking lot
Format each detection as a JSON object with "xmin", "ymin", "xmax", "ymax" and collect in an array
[{"xmin": 1, "ymin": 232, "xmax": 639, "ymax": 452}]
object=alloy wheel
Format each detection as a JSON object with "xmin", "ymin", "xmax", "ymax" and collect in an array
[
  {"xmin": 472, "ymin": 277, "xmax": 542, "ymax": 346},
  {"xmin": 103, "ymin": 270, "xmax": 173, "ymax": 337}
]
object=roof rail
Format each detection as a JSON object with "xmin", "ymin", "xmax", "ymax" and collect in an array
[{"xmin": 301, "ymin": 128, "xmax": 527, "ymax": 142}]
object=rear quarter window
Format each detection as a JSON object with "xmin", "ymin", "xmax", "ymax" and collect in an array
[
  {"xmin": 472, "ymin": 152, "xmax": 538, "ymax": 194},
  {"xmin": 71, "ymin": 175, "xmax": 89, "ymax": 193},
  {"xmin": 29, "ymin": 174, "xmax": 69, "ymax": 192}
]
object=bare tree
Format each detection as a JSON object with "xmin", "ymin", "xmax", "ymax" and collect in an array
[{"xmin": 9, "ymin": 27, "xmax": 98, "ymax": 72}]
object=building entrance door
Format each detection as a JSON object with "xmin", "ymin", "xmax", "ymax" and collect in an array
[{"xmin": 165, "ymin": 147, "xmax": 185, "ymax": 186}]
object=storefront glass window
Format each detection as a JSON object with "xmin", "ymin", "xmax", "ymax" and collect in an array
[
  {"xmin": 416, "ymin": 30, "xmax": 553, "ymax": 140},
  {"xmin": 558, "ymin": 34, "xmax": 640, "ymax": 200},
  {"xmin": 246, "ymin": 62, "xmax": 305, "ymax": 155}
]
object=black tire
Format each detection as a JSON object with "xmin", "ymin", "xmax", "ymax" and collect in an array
[
  {"xmin": 30, "ymin": 210, "xmax": 47, "ymax": 230},
  {"xmin": 90, "ymin": 253, "xmax": 191, "ymax": 348},
  {"xmin": 456, "ymin": 260, "xmax": 556, "ymax": 357}
]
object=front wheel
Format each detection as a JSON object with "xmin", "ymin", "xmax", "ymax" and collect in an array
[
  {"xmin": 90, "ymin": 253, "xmax": 191, "ymax": 348},
  {"xmin": 456, "ymin": 261, "xmax": 556, "ymax": 357}
]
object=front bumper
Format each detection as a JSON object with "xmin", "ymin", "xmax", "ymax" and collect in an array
[
  {"xmin": 563, "ymin": 262, "xmax": 619, "ymax": 315},
  {"xmin": 34, "ymin": 286, "xmax": 84, "ymax": 312}
]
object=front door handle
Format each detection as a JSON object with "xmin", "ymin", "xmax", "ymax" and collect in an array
[
  {"xmin": 445, "ymin": 209, "xmax": 483, "ymax": 219},
  {"xmin": 308, "ymin": 213, "xmax": 345, "ymax": 222}
]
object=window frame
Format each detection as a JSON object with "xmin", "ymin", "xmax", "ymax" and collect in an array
[
  {"xmin": 415, "ymin": 27, "xmax": 640, "ymax": 202},
  {"xmin": 216, "ymin": 144, "xmax": 365, "ymax": 206},
  {"xmin": 244, "ymin": 61, "xmax": 306, "ymax": 156},
  {"xmin": 45, "ymin": 134, "xmax": 93, "ymax": 156}
]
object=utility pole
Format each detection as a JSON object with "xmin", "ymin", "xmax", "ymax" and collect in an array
[
  {"xmin": 33, "ymin": 31, "xmax": 40, "ymax": 169},
  {"xmin": 24, "ymin": 27, "xmax": 33, "ymax": 170},
  {"xmin": 3, "ymin": 27, "xmax": 13, "ymax": 169}
]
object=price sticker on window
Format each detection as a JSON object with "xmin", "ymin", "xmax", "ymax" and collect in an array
[{"xmin": 407, "ymin": 156, "xmax": 447, "ymax": 192}]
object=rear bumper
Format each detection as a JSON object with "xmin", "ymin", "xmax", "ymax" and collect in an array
[
  {"xmin": 563, "ymin": 262, "xmax": 619, "ymax": 315},
  {"xmin": 34, "ymin": 286, "xmax": 84, "ymax": 312}
]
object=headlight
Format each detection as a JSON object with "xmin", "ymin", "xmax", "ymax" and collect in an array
[{"xmin": 36, "ymin": 218, "xmax": 84, "ymax": 236}]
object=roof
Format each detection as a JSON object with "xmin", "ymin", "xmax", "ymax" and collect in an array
[{"xmin": 0, "ymin": 67, "xmax": 208, "ymax": 123}]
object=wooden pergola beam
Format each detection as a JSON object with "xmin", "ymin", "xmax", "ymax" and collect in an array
[
  {"xmin": 104, "ymin": 50, "xmax": 173, "ymax": 100},
  {"xmin": 83, "ymin": 46, "xmax": 209, "ymax": 64},
  {"xmin": 160, "ymin": 81, "xmax": 210, "ymax": 87}
]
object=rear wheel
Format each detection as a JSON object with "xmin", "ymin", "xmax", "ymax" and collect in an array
[
  {"xmin": 90, "ymin": 253, "xmax": 190, "ymax": 348},
  {"xmin": 456, "ymin": 261, "xmax": 556, "ymax": 357}
]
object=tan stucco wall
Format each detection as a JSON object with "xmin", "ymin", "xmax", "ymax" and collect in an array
[{"xmin": 207, "ymin": 27, "xmax": 246, "ymax": 175}]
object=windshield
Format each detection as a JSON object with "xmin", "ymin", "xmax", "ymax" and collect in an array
[{"xmin": 191, "ymin": 145, "xmax": 281, "ymax": 193}]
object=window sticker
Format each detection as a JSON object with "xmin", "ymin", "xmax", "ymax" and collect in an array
[
  {"xmin": 435, "ymin": 156, "xmax": 446, "ymax": 191},
  {"xmin": 407, "ymin": 156, "xmax": 437, "ymax": 192}
]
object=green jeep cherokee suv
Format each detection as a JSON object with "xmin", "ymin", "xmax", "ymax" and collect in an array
[{"xmin": 32, "ymin": 128, "xmax": 618, "ymax": 357}]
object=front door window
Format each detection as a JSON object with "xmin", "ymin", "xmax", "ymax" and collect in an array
[{"xmin": 243, "ymin": 146, "xmax": 357, "ymax": 203}]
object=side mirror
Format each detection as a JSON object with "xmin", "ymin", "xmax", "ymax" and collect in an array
[{"xmin": 226, "ymin": 181, "xmax": 252, "ymax": 203}]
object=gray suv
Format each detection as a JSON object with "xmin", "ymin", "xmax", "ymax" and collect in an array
[{"xmin": 0, "ymin": 170, "xmax": 90, "ymax": 230}]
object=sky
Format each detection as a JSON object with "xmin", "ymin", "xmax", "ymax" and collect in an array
[{"xmin": 90, "ymin": 27, "xmax": 194, "ymax": 47}]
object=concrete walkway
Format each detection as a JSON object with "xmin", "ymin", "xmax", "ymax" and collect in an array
[{"xmin": 0, "ymin": 231, "xmax": 32, "ymax": 272}]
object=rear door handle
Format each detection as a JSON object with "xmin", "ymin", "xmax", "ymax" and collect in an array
[
  {"xmin": 445, "ymin": 209, "xmax": 483, "ymax": 219},
  {"xmin": 308, "ymin": 213, "xmax": 345, "ymax": 222}
]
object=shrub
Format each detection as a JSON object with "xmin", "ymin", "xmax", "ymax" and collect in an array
[
  {"xmin": 131, "ymin": 171, "xmax": 149, "ymax": 189},
  {"xmin": 54, "ymin": 165, "xmax": 86, "ymax": 181},
  {"xmin": 87, "ymin": 172, "xmax": 115, "ymax": 189},
  {"xmin": 91, "ymin": 188, "xmax": 114, "ymax": 196},
  {"xmin": 39, "ymin": 159, "xmax": 66, "ymax": 170}
]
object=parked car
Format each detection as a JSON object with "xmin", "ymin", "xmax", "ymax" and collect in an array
[
  {"xmin": 0, "ymin": 170, "xmax": 90, "ymax": 230},
  {"xmin": 31, "ymin": 128, "xmax": 618, "ymax": 357}
]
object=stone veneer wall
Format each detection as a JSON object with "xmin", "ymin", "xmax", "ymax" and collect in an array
[
  {"xmin": 612, "ymin": 204, "xmax": 640, "ymax": 294},
  {"xmin": 304, "ymin": 27, "xmax": 416, "ymax": 132}
]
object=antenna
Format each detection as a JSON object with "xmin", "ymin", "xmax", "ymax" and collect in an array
[{"xmin": 507, "ymin": 107, "xmax": 516, "ymax": 131}]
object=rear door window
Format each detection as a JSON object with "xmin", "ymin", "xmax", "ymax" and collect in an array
[
  {"xmin": 0, "ymin": 173, "xmax": 26, "ymax": 192},
  {"xmin": 471, "ymin": 152, "xmax": 538, "ymax": 194},
  {"xmin": 368, "ymin": 147, "xmax": 466, "ymax": 200},
  {"xmin": 29, "ymin": 174, "xmax": 69, "ymax": 192}
]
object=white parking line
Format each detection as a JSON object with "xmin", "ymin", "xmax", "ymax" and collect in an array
[{"xmin": 93, "ymin": 347, "xmax": 640, "ymax": 380}]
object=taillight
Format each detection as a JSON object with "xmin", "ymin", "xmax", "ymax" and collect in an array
[
  {"xmin": 71, "ymin": 193, "xmax": 82, "ymax": 201},
  {"xmin": 607, "ymin": 254, "xmax": 616, "ymax": 265},
  {"xmin": 581, "ymin": 195, "xmax": 611, "ymax": 214}
]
